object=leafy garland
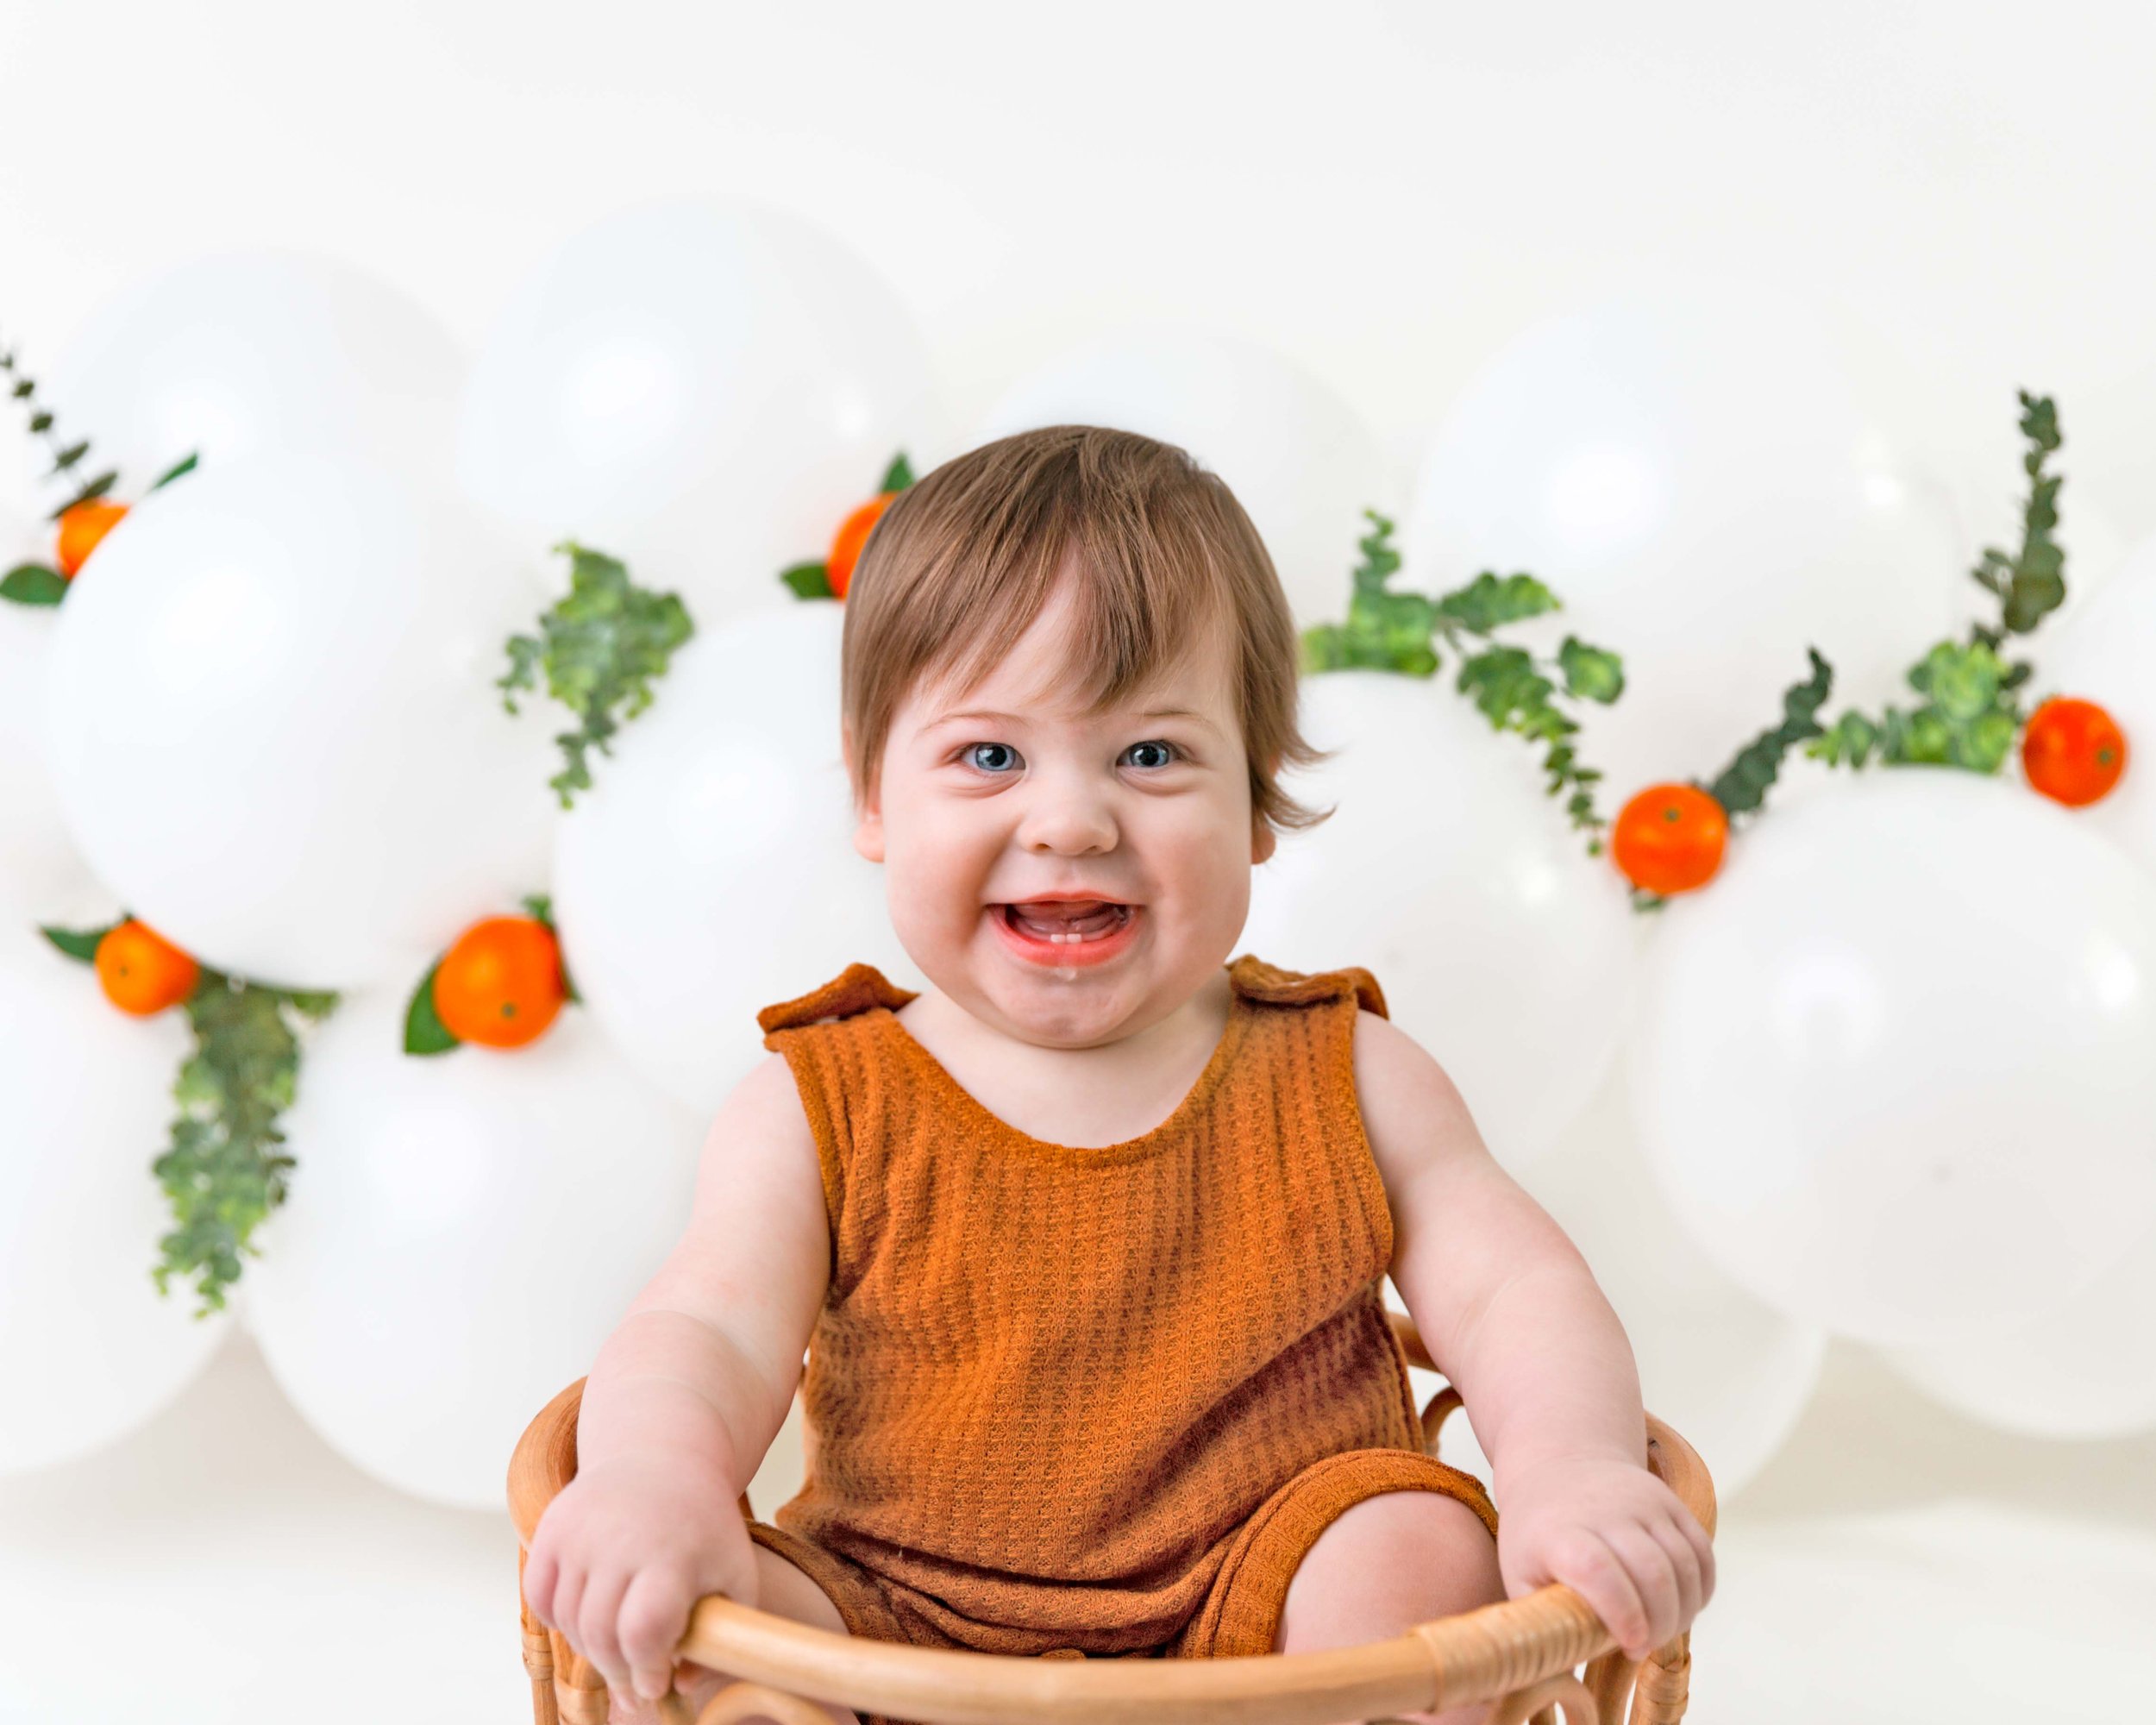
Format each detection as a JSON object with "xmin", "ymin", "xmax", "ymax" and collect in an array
[
  {"xmin": 1300, "ymin": 390, "xmax": 2074, "ymax": 911},
  {"xmin": 40, "ymin": 919, "xmax": 337, "ymax": 1316},
  {"xmin": 1300, "ymin": 510, "xmax": 1628, "ymax": 854},
  {"xmin": 1808, "ymin": 390, "xmax": 2064, "ymax": 774},
  {"xmin": 498, "ymin": 540, "xmax": 696, "ymax": 807}
]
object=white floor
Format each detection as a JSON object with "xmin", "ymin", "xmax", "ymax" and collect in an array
[{"xmin": 3, "ymin": 1327, "xmax": 2153, "ymax": 1723}]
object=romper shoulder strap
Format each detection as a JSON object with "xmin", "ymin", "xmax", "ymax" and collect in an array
[
  {"xmin": 756, "ymin": 961, "xmax": 919, "ymax": 1044},
  {"xmin": 1226, "ymin": 953, "xmax": 1388, "ymax": 1019}
]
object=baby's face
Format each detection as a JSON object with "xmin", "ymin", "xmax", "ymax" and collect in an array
[{"xmin": 853, "ymin": 576, "xmax": 1275, "ymax": 1050}]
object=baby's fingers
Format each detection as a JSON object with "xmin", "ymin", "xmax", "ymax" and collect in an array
[
  {"xmin": 1601, "ymin": 1522, "xmax": 1680, "ymax": 1658},
  {"xmin": 577, "ymin": 1567, "xmax": 636, "ymax": 1692},
  {"xmin": 618, "ymin": 1567, "xmax": 694, "ymax": 1700},
  {"xmin": 1678, "ymin": 1505, "xmax": 1717, "ymax": 1608},
  {"xmin": 1648, "ymin": 1513, "xmax": 1706, "ymax": 1630},
  {"xmin": 1551, "ymin": 1532, "xmax": 1650, "ymax": 1662},
  {"xmin": 523, "ymin": 1544, "xmax": 561, "ymax": 1629},
  {"xmin": 551, "ymin": 1563, "xmax": 590, "ymax": 1655}
]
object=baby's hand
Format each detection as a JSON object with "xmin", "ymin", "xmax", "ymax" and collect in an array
[
  {"xmin": 1494, "ymin": 1454, "xmax": 1715, "ymax": 1663},
  {"xmin": 523, "ymin": 1452, "xmax": 761, "ymax": 1703}
]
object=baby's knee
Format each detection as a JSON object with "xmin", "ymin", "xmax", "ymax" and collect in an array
[{"xmin": 1279, "ymin": 1488, "xmax": 1504, "ymax": 1648}]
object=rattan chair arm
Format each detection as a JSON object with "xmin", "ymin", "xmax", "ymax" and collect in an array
[
  {"xmin": 509, "ymin": 1377, "xmax": 587, "ymax": 1545},
  {"xmin": 667, "ymin": 1581, "xmax": 1617, "ymax": 1725}
]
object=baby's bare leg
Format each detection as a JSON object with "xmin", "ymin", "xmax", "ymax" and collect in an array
[
  {"xmin": 606, "ymin": 1544, "xmax": 862, "ymax": 1725},
  {"xmin": 1274, "ymin": 1489, "xmax": 1506, "ymax": 1725}
]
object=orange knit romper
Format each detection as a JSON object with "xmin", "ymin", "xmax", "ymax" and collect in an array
[{"xmin": 741, "ymin": 952, "xmax": 1498, "ymax": 1717}]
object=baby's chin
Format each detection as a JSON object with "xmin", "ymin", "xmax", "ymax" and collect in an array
[{"xmin": 888, "ymin": 909, "xmax": 1161, "ymax": 1043}]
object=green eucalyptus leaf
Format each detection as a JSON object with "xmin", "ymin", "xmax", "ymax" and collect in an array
[
  {"xmin": 404, "ymin": 959, "xmax": 461, "ymax": 1056},
  {"xmin": 47, "ymin": 470, "xmax": 119, "ymax": 518},
  {"xmin": 1962, "ymin": 708, "xmax": 2020, "ymax": 773},
  {"xmin": 1433, "ymin": 571, "xmax": 1561, "ymax": 633},
  {"xmin": 148, "ymin": 451, "xmax": 200, "ymax": 491},
  {"xmin": 1557, "ymin": 637, "xmax": 1626, "ymax": 704},
  {"xmin": 39, "ymin": 920, "xmax": 116, "ymax": 963},
  {"xmin": 3, "ymin": 563, "xmax": 67, "ymax": 605},
  {"xmin": 780, "ymin": 561, "xmax": 837, "ymax": 599}
]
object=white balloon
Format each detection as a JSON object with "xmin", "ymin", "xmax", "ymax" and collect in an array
[
  {"xmin": 44, "ymin": 452, "xmax": 560, "ymax": 989},
  {"xmin": 457, "ymin": 198, "xmax": 939, "ymax": 620},
  {"xmin": 552, "ymin": 601, "xmax": 914, "ymax": 1117},
  {"xmin": 975, "ymin": 326, "xmax": 1392, "ymax": 635},
  {"xmin": 25, "ymin": 248, "xmax": 463, "ymax": 512},
  {"xmin": 0, "ymin": 919, "xmax": 232, "ymax": 1474},
  {"xmin": 1240, "ymin": 670, "xmax": 1635, "ymax": 1171},
  {"xmin": 0, "ymin": 516, "xmax": 94, "ymax": 918},
  {"xmin": 1426, "ymin": 1059, "xmax": 1825, "ymax": 1500},
  {"xmin": 244, "ymin": 986, "xmax": 702, "ymax": 1509},
  {"xmin": 1630, "ymin": 768, "xmax": 2156, "ymax": 1346},
  {"xmin": 1880, "ymin": 1212, "xmax": 2156, "ymax": 1439},
  {"xmin": 2035, "ymin": 534, "xmax": 2156, "ymax": 875},
  {"xmin": 1405, "ymin": 275, "xmax": 1964, "ymax": 813}
]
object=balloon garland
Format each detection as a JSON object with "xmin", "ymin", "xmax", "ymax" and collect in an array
[{"xmin": 3, "ymin": 276, "xmax": 2140, "ymax": 1349}]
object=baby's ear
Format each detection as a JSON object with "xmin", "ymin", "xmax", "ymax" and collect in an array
[
  {"xmin": 1250, "ymin": 813, "xmax": 1278, "ymax": 866},
  {"xmin": 846, "ymin": 724, "xmax": 887, "ymax": 863}
]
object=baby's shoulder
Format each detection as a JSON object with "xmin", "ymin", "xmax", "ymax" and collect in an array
[
  {"xmin": 757, "ymin": 961, "xmax": 919, "ymax": 1042},
  {"xmin": 1228, "ymin": 953, "xmax": 1388, "ymax": 1019}
]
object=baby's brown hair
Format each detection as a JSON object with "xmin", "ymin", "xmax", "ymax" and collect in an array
[{"xmin": 838, "ymin": 423, "xmax": 1332, "ymax": 836}]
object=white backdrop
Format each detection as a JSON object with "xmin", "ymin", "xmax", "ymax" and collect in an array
[
  {"xmin": 3, "ymin": 6, "xmax": 2156, "ymax": 1720},
  {"xmin": 2, "ymin": 0, "xmax": 2153, "ymax": 550}
]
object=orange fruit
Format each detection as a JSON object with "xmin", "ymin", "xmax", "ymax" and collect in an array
[
  {"xmin": 56, "ymin": 500, "xmax": 130, "ymax": 578},
  {"xmin": 1612, "ymin": 783, "xmax": 1728, "ymax": 895},
  {"xmin": 95, "ymin": 919, "xmax": 200, "ymax": 1016},
  {"xmin": 826, "ymin": 492, "xmax": 895, "ymax": 599},
  {"xmin": 2021, "ymin": 696, "xmax": 2127, "ymax": 807},
  {"xmin": 431, "ymin": 915, "xmax": 567, "ymax": 1049}
]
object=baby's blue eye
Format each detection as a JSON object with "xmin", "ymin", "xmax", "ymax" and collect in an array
[
  {"xmin": 1123, "ymin": 740, "xmax": 1179, "ymax": 769},
  {"xmin": 962, "ymin": 733, "xmax": 1190, "ymax": 776},
  {"xmin": 966, "ymin": 737, "xmax": 1022, "ymax": 772}
]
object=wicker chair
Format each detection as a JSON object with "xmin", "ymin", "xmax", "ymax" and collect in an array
[{"xmin": 509, "ymin": 1310, "xmax": 1716, "ymax": 1725}]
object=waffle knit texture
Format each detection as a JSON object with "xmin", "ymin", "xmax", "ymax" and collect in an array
[{"xmin": 743, "ymin": 954, "xmax": 1499, "ymax": 1691}]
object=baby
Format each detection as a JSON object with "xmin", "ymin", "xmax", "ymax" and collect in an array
[{"xmin": 522, "ymin": 424, "xmax": 1714, "ymax": 1725}]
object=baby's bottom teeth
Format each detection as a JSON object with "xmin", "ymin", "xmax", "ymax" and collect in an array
[{"xmin": 1011, "ymin": 906, "xmax": 1131, "ymax": 942}]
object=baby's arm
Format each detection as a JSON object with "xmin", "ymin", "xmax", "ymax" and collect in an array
[
  {"xmin": 1352, "ymin": 1011, "xmax": 1715, "ymax": 1661},
  {"xmin": 522, "ymin": 1050, "xmax": 831, "ymax": 1703}
]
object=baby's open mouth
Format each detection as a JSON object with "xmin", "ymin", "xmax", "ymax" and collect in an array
[{"xmin": 998, "ymin": 900, "xmax": 1136, "ymax": 944}]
